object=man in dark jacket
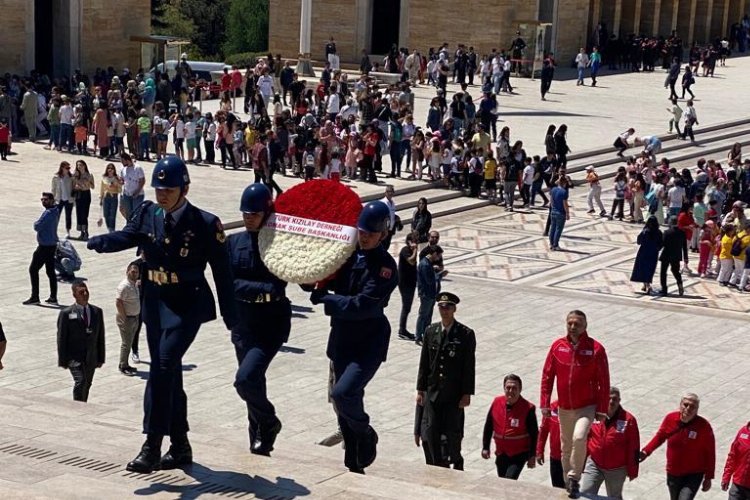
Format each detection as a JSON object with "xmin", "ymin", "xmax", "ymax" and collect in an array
[
  {"xmin": 416, "ymin": 292, "xmax": 476, "ymax": 470},
  {"xmin": 659, "ymin": 217, "xmax": 688, "ymax": 296},
  {"xmin": 57, "ymin": 281, "xmax": 105, "ymax": 402}
]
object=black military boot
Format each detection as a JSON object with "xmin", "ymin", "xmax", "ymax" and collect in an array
[
  {"xmin": 160, "ymin": 433, "xmax": 193, "ymax": 469},
  {"xmin": 126, "ymin": 434, "xmax": 163, "ymax": 473},
  {"xmin": 251, "ymin": 419, "xmax": 282, "ymax": 457}
]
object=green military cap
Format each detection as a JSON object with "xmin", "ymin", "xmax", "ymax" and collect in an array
[{"xmin": 436, "ymin": 292, "xmax": 460, "ymax": 306}]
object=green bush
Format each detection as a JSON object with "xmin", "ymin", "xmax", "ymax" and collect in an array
[{"xmin": 225, "ymin": 52, "xmax": 272, "ymax": 67}]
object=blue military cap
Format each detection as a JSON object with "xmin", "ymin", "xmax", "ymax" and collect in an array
[
  {"xmin": 151, "ymin": 156, "xmax": 190, "ymax": 189},
  {"xmin": 357, "ymin": 201, "xmax": 390, "ymax": 233},
  {"xmin": 436, "ymin": 292, "xmax": 460, "ymax": 306},
  {"xmin": 240, "ymin": 183, "xmax": 273, "ymax": 213}
]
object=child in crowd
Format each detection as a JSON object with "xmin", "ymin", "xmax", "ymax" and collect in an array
[
  {"xmin": 521, "ymin": 157, "xmax": 535, "ymax": 208},
  {"xmin": 0, "ymin": 118, "xmax": 10, "ymax": 160},
  {"xmin": 74, "ymin": 105, "xmax": 88, "ymax": 154},
  {"xmin": 325, "ymin": 150, "xmax": 341, "ymax": 182},
  {"xmin": 172, "ymin": 113, "xmax": 185, "ymax": 159},
  {"xmin": 484, "ymin": 150, "xmax": 498, "ymax": 202},
  {"xmin": 185, "ymin": 112, "xmax": 196, "ymax": 163},
  {"xmin": 344, "ymin": 135, "xmax": 361, "ymax": 179},
  {"xmin": 303, "ymin": 142, "xmax": 316, "ymax": 181},
  {"xmin": 428, "ymin": 139, "xmax": 442, "ymax": 180},
  {"xmin": 697, "ymin": 220, "xmax": 717, "ymax": 278},
  {"xmin": 232, "ymin": 121, "xmax": 245, "ymax": 167},
  {"xmin": 717, "ymin": 224, "xmax": 736, "ymax": 285},
  {"xmin": 739, "ymin": 245, "xmax": 750, "ymax": 292}
]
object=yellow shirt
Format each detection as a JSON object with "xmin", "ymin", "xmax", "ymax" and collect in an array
[
  {"xmin": 719, "ymin": 234, "xmax": 736, "ymax": 260},
  {"xmin": 244, "ymin": 128, "xmax": 256, "ymax": 146},
  {"xmin": 734, "ymin": 230, "xmax": 750, "ymax": 261},
  {"xmin": 484, "ymin": 158, "xmax": 497, "ymax": 180}
]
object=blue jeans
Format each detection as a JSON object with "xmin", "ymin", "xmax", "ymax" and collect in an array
[
  {"xmin": 400, "ymin": 140, "xmax": 411, "ymax": 170},
  {"xmin": 60, "ymin": 123, "xmax": 73, "ymax": 151},
  {"xmin": 452, "ymin": 118, "xmax": 463, "ymax": 138},
  {"xmin": 415, "ymin": 296, "xmax": 435, "ymax": 341},
  {"xmin": 549, "ymin": 212, "xmax": 566, "ymax": 248},
  {"xmin": 102, "ymin": 195, "xmax": 118, "ymax": 232},
  {"xmin": 577, "ymin": 67, "xmax": 585, "ymax": 83},
  {"xmin": 49, "ymin": 124, "xmax": 60, "ymax": 149},
  {"xmin": 493, "ymin": 74, "xmax": 502, "ymax": 94},
  {"xmin": 389, "ymin": 141, "xmax": 402, "ymax": 176},
  {"xmin": 120, "ymin": 194, "xmax": 144, "ymax": 223},
  {"xmin": 139, "ymin": 133, "xmax": 150, "ymax": 160}
]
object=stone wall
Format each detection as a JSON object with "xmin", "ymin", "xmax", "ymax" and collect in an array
[
  {"xmin": 81, "ymin": 0, "xmax": 150, "ymax": 73},
  {"xmin": 0, "ymin": 0, "xmax": 29, "ymax": 75}
]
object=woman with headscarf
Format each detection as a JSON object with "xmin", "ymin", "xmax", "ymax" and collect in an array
[
  {"xmin": 630, "ymin": 216, "xmax": 664, "ymax": 294},
  {"xmin": 143, "ymin": 78, "xmax": 156, "ymax": 117}
]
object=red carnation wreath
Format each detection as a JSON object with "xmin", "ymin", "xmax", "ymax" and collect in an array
[{"xmin": 258, "ymin": 180, "xmax": 362, "ymax": 284}]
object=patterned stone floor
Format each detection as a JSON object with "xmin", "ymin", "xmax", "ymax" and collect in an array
[{"xmin": 427, "ymin": 191, "xmax": 750, "ymax": 318}]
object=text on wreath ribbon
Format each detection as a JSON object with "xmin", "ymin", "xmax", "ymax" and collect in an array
[{"xmin": 265, "ymin": 213, "xmax": 358, "ymax": 244}]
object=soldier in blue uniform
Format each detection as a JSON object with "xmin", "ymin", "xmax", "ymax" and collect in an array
[
  {"xmin": 308, "ymin": 201, "xmax": 399, "ymax": 473},
  {"xmin": 227, "ymin": 183, "xmax": 291, "ymax": 456},
  {"xmin": 87, "ymin": 156, "xmax": 238, "ymax": 473}
]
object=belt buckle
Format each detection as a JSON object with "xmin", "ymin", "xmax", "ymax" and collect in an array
[{"xmin": 149, "ymin": 270, "xmax": 170, "ymax": 285}]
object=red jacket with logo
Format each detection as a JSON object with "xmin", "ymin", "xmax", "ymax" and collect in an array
[
  {"xmin": 482, "ymin": 395, "xmax": 538, "ymax": 457},
  {"xmin": 540, "ymin": 332, "xmax": 610, "ymax": 413},
  {"xmin": 723, "ymin": 423, "xmax": 750, "ymax": 488},
  {"xmin": 642, "ymin": 411, "xmax": 715, "ymax": 479},
  {"xmin": 537, "ymin": 400, "xmax": 562, "ymax": 460},
  {"xmin": 587, "ymin": 406, "xmax": 640, "ymax": 479}
]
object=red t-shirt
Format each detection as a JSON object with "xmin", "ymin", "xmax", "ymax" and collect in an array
[
  {"xmin": 0, "ymin": 125, "xmax": 9, "ymax": 143},
  {"xmin": 221, "ymin": 73, "xmax": 232, "ymax": 92}
]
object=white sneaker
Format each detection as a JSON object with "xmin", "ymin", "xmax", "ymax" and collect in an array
[
  {"xmin": 131, "ymin": 353, "xmax": 140, "ymax": 364},
  {"xmin": 317, "ymin": 429, "xmax": 343, "ymax": 447}
]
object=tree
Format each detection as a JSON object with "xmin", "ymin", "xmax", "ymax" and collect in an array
[
  {"xmin": 224, "ymin": 0, "xmax": 269, "ymax": 56},
  {"xmin": 181, "ymin": 0, "xmax": 231, "ymax": 58},
  {"xmin": 154, "ymin": 1, "xmax": 196, "ymax": 40},
  {"xmin": 151, "ymin": 0, "xmax": 168, "ymax": 30}
]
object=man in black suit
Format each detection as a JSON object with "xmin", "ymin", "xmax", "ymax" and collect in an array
[
  {"xmin": 415, "ymin": 292, "xmax": 476, "ymax": 470},
  {"xmin": 57, "ymin": 281, "xmax": 105, "ymax": 402},
  {"xmin": 659, "ymin": 217, "xmax": 688, "ymax": 296}
]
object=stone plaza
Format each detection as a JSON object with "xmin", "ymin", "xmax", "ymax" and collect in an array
[{"xmin": 0, "ymin": 56, "xmax": 749, "ymax": 499}]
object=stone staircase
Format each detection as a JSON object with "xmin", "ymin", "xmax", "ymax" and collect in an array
[{"xmin": 0, "ymin": 388, "xmax": 561, "ymax": 499}]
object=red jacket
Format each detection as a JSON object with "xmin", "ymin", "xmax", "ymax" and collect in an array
[
  {"xmin": 643, "ymin": 411, "xmax": 715, "ymax": 479},
  {"xmin": 540, "ymin": 332, "xmax": 610, "ymax": 413},
  {"xmin": 723, "ymin": 423, "xmax": 750, "ymax": 488},
  {"xmin": 537, "ymin": 400, "xmax": 561, "ymax": 460},
  {"xmin": 587, "ymin": 406, "xmax": 640, "ymax": 479}
]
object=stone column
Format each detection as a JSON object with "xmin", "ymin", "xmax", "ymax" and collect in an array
[
  {"xmin": 296, "ymin": 0, "xmax": 315, "ymax": 76},
  {"xmin": 687, "ymin": 0, "xmax": 698, "ymax": 43},
  {"xmin": 613, "ymin": 0, "xmax": 623, "ymax": 36},
  {"xmin": 705, "ymin": 0, "xmax": 714, "ymax": 43},
  {"xmin": 652, "ymin": 0, "xmax": 663, "ymax": 35},
  {"xmin": 591, "ymin": 0, "xmax": 602, "ymax": 28},
  {"xmin": 399, "ymin": 0, "xmax": 410, "ymax": 49},
  {"xmin": 69, "ymin": 0, "xmax": 82, "ymax": 76},
  {"xmin": 25, "ymin": 0, "xmax": 35, "ymax": 73},
  {"xmin": 722, "ymin": 0, "xmax": 731, "ymax": 34},
  {"xmin": 672, "ymin": 0, "xmax": 680, "ymax": 31},
  {"xmin": 633, "ymin": 0, "xmax": 643, "ymax": 34}
]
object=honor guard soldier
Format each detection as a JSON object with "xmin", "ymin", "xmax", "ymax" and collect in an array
[
  {"xmin": 415, "ymin": 292, "xmax": 476, "ymax": 470},
  {"xmin": 87, "ymin": 156, "xmax": 238, "ymax": 473},
  {"xmin": 307, "ymin": 200, "xmax": 398, "ymax": 474},
  {"xmin": 228, "ymin": 183, "xmax": 291, "ymax": 456}
]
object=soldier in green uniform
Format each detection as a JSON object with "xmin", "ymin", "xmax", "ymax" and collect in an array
[{"xmin": 415, "ymin": 292, "xmax": 476, "ymax": 470}]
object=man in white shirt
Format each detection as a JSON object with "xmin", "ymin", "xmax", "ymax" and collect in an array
[
  {"xmin": 491, "ymin": 55, "xmax": 504, "ymax": 94},
  {"xmin": 380, "ymin": 185, "xmax": 398, "ymax": 249},
  {"xmin": 119, "ymin": 152, "xmax": 146, "ymax": 222},
  {"xmin": 501, "ymin": 59, "xmax": 513, "ymax": 92},
  {"xmin": 326, "ymin": 85, "xmax": 340, "ymax": 121},
  {"xmin": 257, "ymin": 70, "xmax": 274, "ymax": 107},
  {"xmin": 116, "ymin": 263, "xmax": 140, "ymax": 376},
  {"xmin": 575, "ymin": 48, "xmax": 590, "ymax": 86}
]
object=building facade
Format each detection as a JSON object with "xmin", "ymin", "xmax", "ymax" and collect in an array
[
  {"xmin": 0, "ymin": 0, "xmax": 151, "ymax": 77},
  {"xmin": 270, "ymin": 0, "xmax": 750, "ymax": 64}
]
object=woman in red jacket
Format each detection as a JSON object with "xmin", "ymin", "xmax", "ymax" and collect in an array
[
  {"xmin": 639, "ymin": 393, "xmax": 715, "ymax": 500},
  {"xmin": 481, "ymin": 374, "xmax": 538, "ymax": 480},
  {"xmin": 722, "ymin": 422, "xmax": 750, "ymax": 499}
]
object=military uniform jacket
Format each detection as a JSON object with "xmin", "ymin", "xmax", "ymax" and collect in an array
[
  {"xmin": 57, "ymin": 304, "xmax": 105, "ymax": 368},
  {"xmin": 88, "ymin": 201, "xmax": 237, "ymax": 330},
  {"xmin": 226, "ymin": 231, "xmax": 291, "ymax": 332},
  {"xmin": 318, "ymin": 245, "xmax": 398, "ymax": 364},
  {"xmin": 416, "ymin": 321, "xmax": 476, "ymax": 404}
]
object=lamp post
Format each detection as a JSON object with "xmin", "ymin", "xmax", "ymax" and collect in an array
[{"xmin": 295, "ymin": 0, "xmax": 316, "ymax": 77}]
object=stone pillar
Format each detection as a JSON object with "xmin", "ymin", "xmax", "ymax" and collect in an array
[
  {"xmin": 633, "ymin": 0, "xmax": 643, "ymax": 34},
  {"xmin": 722, "ymin": 0, "xmax": 731, "ymax": 34},
  {"xmin": 687, "ymin": 0, "xmax": 698, "ymax": 43},
  {"xmin": 650, "ymin": 0, "xmax": 662, "ymax": 35},
  {"xmin": 672, "ymin": 0, "xmax": 680, "ymax": 31},
  {"xmin": 296, "ymin": 0, "xmax": 315, "ymax": 76},
  {"xmin": 25, "ymin": 0, "xmax": 34, "ymax": 73},
  {"xmin": 704, "ymin": 0, "xmax": 715, "ymax": 43},
  {"xmin": 591, "ymin": 0, "xmax": 602, "ymax": 28},
  {"xmin": 354, "ymin": 0, "xmax": 372, "ymax": 57},
  {"xmin": 69, "ymin": 0, "xmax": 82, "ymax": 76},
  {"xmin": 613, "ymin": 0, "xmax": 623, "ymax": 36}
]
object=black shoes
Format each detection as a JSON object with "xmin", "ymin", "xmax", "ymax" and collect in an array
[
  {"xmin": 126, "ymin": 438, "xmax": 162, "ymax": 473},
  {"xmin": 251, "ymin": 420, "xmax": 282, "ymax": 457},
  {"xmin": 567, "ymin": 478, "xmax": 580, "ymax": 498},
  {"xmin": 160, "ymin": 436, "xmax": 193, "ymax": 469},
  {"xmin": 357, "ymin": 427, "xmax": 378, "ymax": 469},
  {"xmin": 398, "ymin": 330, "xmax": 416, "ymax": 341},
  {"xmin": 119, "ymin": 365, "xmax": 137, "ymax": 376},
  {"xmin": 22, "ymin": 297, "xmax": 40, "ymax": 305},
  {"xmin": 678, "ymin": 283, "xmax": 684, "ymax": 296},
  {"xmin": 45, "ymin": 297, "xmax": 58, "ymax": 305}
]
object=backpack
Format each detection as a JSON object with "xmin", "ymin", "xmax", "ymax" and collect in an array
[{"xmin": 731, "ymin": 236, "xmax": 744, "ymax": 257}]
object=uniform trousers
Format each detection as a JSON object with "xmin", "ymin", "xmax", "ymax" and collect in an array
[
  {"xmin": 29, "ymin": 244, "xmax": 57, "ymax": 300},
  {"xmin": 69, "ymin": 361, "xmax": 96, "ymax": 402},
  {"xmin": 666, "ymin": 473, "xmax": 703, "ymax": 500},
  {"xmin": 550, "ymin": 458, "xmax": 566, "ymax": 488},
  {"xmin": 422, "ymin": 400, "xmax": 464, "ymax": 470},
  {"xmin": 232, "ymin": 313, "xmax": 290, "ymax": 442},
  {"xmin": 558, "ymin": 405, "xmax": 595, "ymax": 483},
  {"xmin": 143, "ymin": 322, "xmax": 200, "ymax": 436},
  {"xmin": 580, "ymin": 457, "xmax": 627, "ymax": 499},
  {"xmin": 495, "ymin": 452, "xmax": 527, "ymax": 479},
  {"xmin": 331, "ymin": 356, "xmax": 381, "ymax": 470}
]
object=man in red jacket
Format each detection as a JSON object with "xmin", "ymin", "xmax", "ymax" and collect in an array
[
  {"xmin": 580, "ymin": 387, "xmax": 640, "ymax": 499},
  {"xmin": 722, "ymin": 421, "xmax": 750, "ymax": 499},
  {"xmin": 540, "ymin": 310, "xmax": 610, "ymax": 499},
  {"xmin": 537, "ymin": 399, "xmax": 565, "ymax": 488},
  {"xmin": 639, "ymin": 393, "xmax": 715, "ymax": 500}
]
